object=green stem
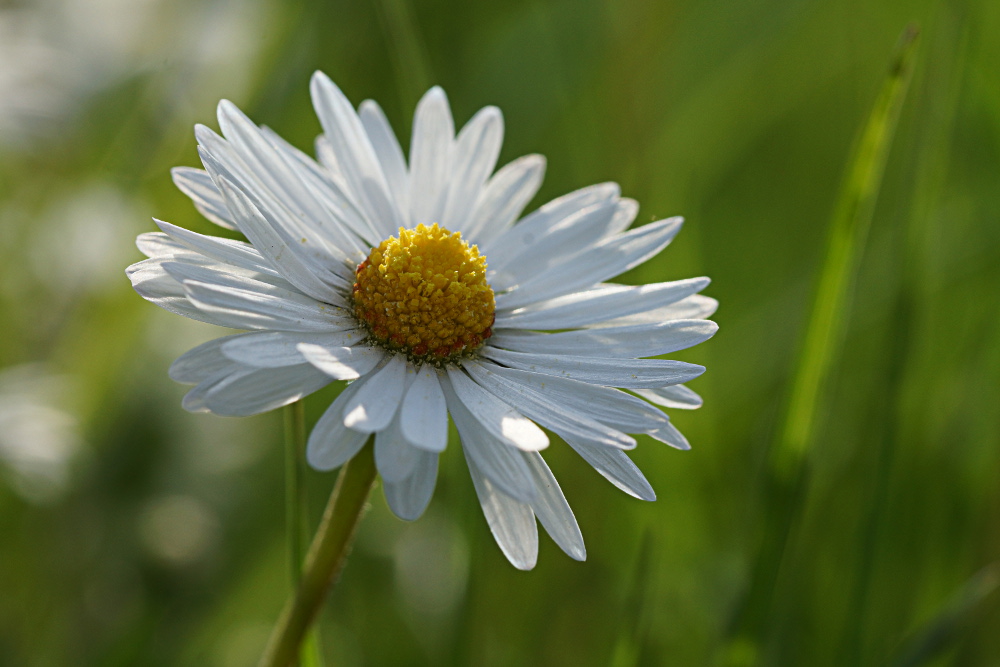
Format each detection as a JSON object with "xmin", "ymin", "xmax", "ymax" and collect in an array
[
  {"xmin": 259, "ymin": 440, "xmax": 377, "ymax": 667},
  {"xmin": 284, "ymin": 401, "xmax": 308, "ymax": 586}
]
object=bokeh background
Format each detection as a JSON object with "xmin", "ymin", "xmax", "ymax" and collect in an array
[{"xmin": 1, "ymin": 0, "xmax": 998, "ymax": 665}]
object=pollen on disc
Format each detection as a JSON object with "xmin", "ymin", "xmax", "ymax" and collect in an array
[{"xmin": 352, "ymin": 223, "xmax": 496, "ymax": 362}]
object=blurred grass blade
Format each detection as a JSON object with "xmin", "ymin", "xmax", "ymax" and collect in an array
[
  {"xmin": 610, "ymin": 530, "xmax": 657, "ymax": 667},
  {"xmin": 772, "ymin": 23, "xmax": 920, "ymax": 480},
  {"xmin": 725, "ymin": 26, "xmax": 920, "ymax": 659},
  {"xmin": 890, "ymin": 563, "xmax": 1000, "ymax": 667},
  {"xmin": 377, "ymin": 0, "xmax": 433, "ymax": 103}
]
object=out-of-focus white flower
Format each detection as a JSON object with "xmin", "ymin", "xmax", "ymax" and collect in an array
[{"xmin": 0, "ymin": 364, "xmax": 83, "ymax": 503}]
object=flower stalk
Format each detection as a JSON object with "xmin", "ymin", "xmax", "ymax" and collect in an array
[{"xmin": 259, "ymin": 439, "xmax": 377, "ymax": 667}]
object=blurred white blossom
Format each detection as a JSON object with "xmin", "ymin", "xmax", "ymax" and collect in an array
[{"xmin": 0, "ymin": 364, "xmax": 84, "ymax": 503}]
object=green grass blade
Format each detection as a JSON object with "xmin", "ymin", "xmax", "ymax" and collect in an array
[
  {"xmin": 771, "ymin": 23, "xmax": 921, "ymax": 480},
  {"xmin": 890, "ymin": 563, "xmax": 1000, "ymax": 667},
  {"xmin": 724, "ymin": 25, "xmax": 920, "ymax": 660}
]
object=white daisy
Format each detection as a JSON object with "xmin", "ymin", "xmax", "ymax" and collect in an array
[{"xmin": 127, "ymin": 72, "xmax": 718, "ymax": 570}]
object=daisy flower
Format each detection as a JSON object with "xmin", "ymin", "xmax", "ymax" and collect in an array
[{"xmin": 127, "ymin": 72, "xmax": 718, "ymax": 570}]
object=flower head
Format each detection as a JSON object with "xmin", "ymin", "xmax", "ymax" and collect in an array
[{"xmin": 127, "ymin": 72, "xmax": 718, "ymax": 569}]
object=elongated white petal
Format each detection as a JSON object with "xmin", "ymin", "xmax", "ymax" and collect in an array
[
  {"xmin": 562, "ymin": 435, "xmax": 656, "ymax": 501},
  {"xmin": 169, "ymin": 334, "xmax": 254, "ymax": 384},
  {"xmin": 441, "ymin": 375, "xmax": 537, "ymax": 503},
  {"xmin": 358, "ymin": 99, "xmax": 409, "ymax": 222},
  {"xmin": 136, "ymin": 231, "xmax": 187, "ymax": 258},
  {"xmin": 197, "ymin": 127, "xmax": 358, "ymax": 281},
  {"xmin": 219, "ymin": 100, "xmax": 361, "ymax": 264},
  {"xmin": 633, "ymin": 384, "xmax": 703, "ymax": 410},
  {"xmin": 604, "ymin": 197, "xmax": 639, "ymax": 237},
  {"xmin": 446, "ymin": 366, "xmax": 548, "ymax": 451},
  {"xmin": 221, "ymin": 331, "xmax": 364, "ymax": 368},
  {"xmin": 464, "ymin": 154, "xmax": 546, "ymax": 244},
  {"xmin": 182, "ymin": 279, "xmax": 347, "ymax": 332},
  {"xmin": 409, "ymin": 86, "xmax": 455, "ymax": 226},
  {"xmin": 464, "ymin": 451, "xmax": 538, "ymax": 570},
  {"xmin": 343, "ymin": 354, "xmax": 407, "ymax": 432},
  {"xmin": 163, "ymin": 260, "xmax": 336, "ymax": 310},
  {"xmin": 310, "ymin": 72, "xmax": 403, "ymax": 238},
  {"xmin": 204, "ymin": 363, "xmax": 332, "ymax": 416},
  {"xmin": 307, "ymin": 380, "xmax": 371, "ymax": 471},
  {"xmin": 647, "ymin": 422, "xmax": 692, "ymax": 450},
  {"xmin": 127, "ymin": 259, "xmax": 213, "ymax": 323},
  {"xmin": 400, "ymin": 365, "xmax": 448, "ymax": 452},
  {"xmin": 298, "ymin": 344, "xmax": 385, "ymax": 380},
  {"xmin": 443, "ymin": 106, "xmax": 503, "ymax": 233},
  {"xmin": 464, "ymin": 361, "xmax": 635, "ymax": 449},
  {"xmin": 209, "ymin": 171, "xmax": 349, "ymax": 301},
  {"xmin": 482, "ymin": 182, "xmax": 619, "ymax": 257},
  {"xmin": 383, "ymin": 450, "xmax": 438, "ymax": 521},
  {"xmin": 523, "ymin": 453, "xmax": 585, "ymax": 561},
  {"xmin": 489, "ymin": 200, "xmax": 621, "ymax": 291},
  {"xmin": 473, "ymin": 362, "xmax": 667, "ymax": 432},
  {"xmin": 171, "ymin": 166, "xmax": 236, "ymax": 229},
  {"xmin": 490, "ymin": 320, "xmax": 719, "ymax": 358},
  {"xmin": 599, "ymin": 294, "xmax": 719, "ymax": 325},
  {"xmin": 375, "ymin": 413, "xmax": 420, "ymax": 483},
  {"xmin": 153, "ymin": 219, "xmax": 283, "ymax": 277},
  {"xmin": 495, "ymin": 278, "xmax": 710, "ymax": 330},
  {"xmin": 495, "ymin": 217, "xmax": 683, "ymax": 310},
  {"xmin": 482, "ymin": 347, "xmax": 706, "ymax": 388}
]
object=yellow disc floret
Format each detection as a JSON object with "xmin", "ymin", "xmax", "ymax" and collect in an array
[{"xmin": 352, "ymin": 223, "xmax": 495, "ymax": 362}]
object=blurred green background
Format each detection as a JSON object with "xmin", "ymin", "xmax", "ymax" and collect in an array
[{"xmin": 1, "ymin": 0, "xmax": 998, "ymax": 665}]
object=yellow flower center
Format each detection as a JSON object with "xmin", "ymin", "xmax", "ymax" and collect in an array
[{"xmin": 352, "ymin": 223, "xmax": 495, "ymax": 362}]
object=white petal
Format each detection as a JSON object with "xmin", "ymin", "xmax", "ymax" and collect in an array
[
  {"xmin": 342, "ymin": 354, "xmax": 407, "ymax": 432},
  {"xmin": 633, "ymin": 384, "xmax": 703, "ymax": 410},
  {"xmin": 400, "ymin": 365, "xmax": 448, "ymax": 452},
  {"xmin": 136, "ymin": 231, "xmax": 186, "ymax": 258},
  {"xmin": 307, "ymin": 380, "xmax": 371, "ymax": 471},
  {"xmin": 408, "ymin": 86, "xmax": 455, "ymax": 226},
  {"xmin": 562, "ymin": 435, "xmax": 656, "ymax": 501},
  {"xmin": 221, "ymin": 331, "xmax": 364, "ymax": 368},
  {"xmin": 153, "ymin": 219, "xmax": 283, "ymax": 278},
  {"xmin": 599, "ymin": 294, "xmax": 719, "ymax": 325},
  {"xmin": 441, "ymin": 375, "xmax": 537, "ymax": 503},
  {"xmin": 260, "ymin": 126, "xmax": 375, "ymax": 251},
  {"xmin": 473, "ymin": 361, "xmax": 667, "ymax": 432},
  {"xmin": 523, "ymin": 452, "xmax": 585, "ymax": 561},
  {"xmin": 171, "ymin": 166, "xmax": 236, "ymax": 230},
  {"xmin": 603, "ymin": 197, "xmax": 638, "ymax": 237},
  {"xmin": 310, "ymin": 72, "xmax": 403, "ymax": 239},
  {"xmin": 196, "ymin": 126, "xmax": 358, "ymax": 282},
  {"xmin": 208, "ymin": 170, "xmax": 349, "ymax": 301},
  {"xmin": 298, "ymin": 343, "xmax": 385, "ymax": 380},
  {"xmin": 464, "ymin": 451, "xmax": 538, "ymax": 570},
  {"xmin": 488, "ymin": 200, "xmax": 623, "ymax": 291},
  {"xmin": 169, "ymin": 334, "xmax": 252, "ymax": 384},
  {"xmin": 445, "ymin": 366, "xmax": 548, "ymax": 451},
  {"xmin": 204, "ymin": 363, "xmax": 332, "ymax": 416},
  {"xmin": 162, "ymin": 260, "xmax": 334, "ymax": 310},
  {"xmin": 382, "ymin": 450, "xmax": 438, "ymax": 520},
  {"xmin": 481, "ymin": 347, "xmax": 706, "ymax": 388},
  {"xmin": 482, "ymin": 182, "xmax": 619, "ymax": 257},
  {"xmin": 443, "ymin": 106, "xmax": 503, "ymax": 233},
  {"xmin": 464, "ymin": 155, "xmax": 546, "ymax": 244},
  {"xmin": 647, "ymin": 422, "xmax": 692, "ymax": 450},
  {"xmin": 127, "ymin": 259, "xmax": 211, "ymax": 323},
  {"xmin": 182, "ymin": 279, "xmax": 348, "ymax": 332},
  {"xmin": 495, "ymin": 217, "xmax": 683, "ymax": 310},
  {"xmin": 463, "ymin": 361, "xmax": 635, "ymax": 449},
  {"xmin": 490, "ymin": 320, "xmax": 719, "ymax": 358},
  {"xmin": 495, "ymin": 278, "xmax": 711, "ymax": 330},
  {"xmin": 358, "ymin": 99, "xmax": 409, "ymax": 222},
  {"xmin": 375, "ymin": 413, "xmax": 420, "ymax": 483}
]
